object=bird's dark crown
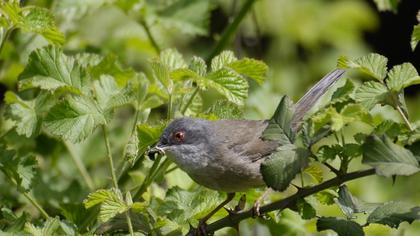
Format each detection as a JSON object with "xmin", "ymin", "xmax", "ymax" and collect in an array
[{"xmin": 159, "ymin": 118, "xmax": 210, "ymax": 146}]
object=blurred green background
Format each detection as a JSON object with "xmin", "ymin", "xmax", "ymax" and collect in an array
[{"xmin": 1, "ymin": 0, "xmax": 419, "ymax": 235}]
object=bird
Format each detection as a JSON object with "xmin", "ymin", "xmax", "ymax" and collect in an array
[{"xmin": 147, "ymin": 69, "xmax": 345, "ymax": 231}]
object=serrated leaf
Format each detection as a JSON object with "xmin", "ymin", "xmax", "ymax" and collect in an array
[
  {"xmin": 24, "ymin": 218, "xmax": 61, "ymax": 236},
  {"xmin": 18, "ymin": 46, "xmax": 88, "ymax": 94},
  {"xmin": 4, "ymin": 92, "xmax": 53, "ymax": 137},
  {"xmin": 338, "ymin": 53, "xmax": 388, "ymax": 81},
  {"xmin": 227, "ymin": 58, "xmax": 268, "ymax": 84},
  {"xmin": 43, "ymin": 96, "xmax": 106, "ymax": 143},
  {"xmin": 88, "ymin": 54, "xmax": 135, "ymax": 86},
  {"xmin": 210, "ymin": 51, "xmax": 237, "ymax": 71},
  {"xmin": 316, "ymin": 217, "xmax": 364, "ymax": 236},
  {"xmin": 204, "ymin": 68, "xmax": 248, "ymax": 105},
  {"xmin": 332, "ymin": 79, "xmax": 355, "ymax": 100},
  {"xmin": 316, "ymin": 190, "xmax": 337, "ymax": 205},
  {"xmin": 367, "ymin": 202, "xmax": 420, "ymax": 228},
  {"xmin": 362, "ymin": 135, "xmax": 419, "ymax": 177},
  {"xmin": 354, "ymin": 81, "xmax": 389, "ymax": 109},
  {"xmin": 207, "ymin": 100, "xmax": 243, "ymax": 119},
  {"xmin": 159, "ymin": 48, "xmax": 187, "ymax": 71},
  {"xmin": 137, "ymin": 124, "xmax": 165, "ymax": 153},
  {"xmin": 263, "ymin": 96, "xmax": 295, "ymax": 144},
  {"xmin": 387, "ymin": 63, "xmax": 420, "ymax": 92},
  {"xmin": 189, "ymin": 56, "xmax": 207, "ymax": 76},
  {"xmin": 0, "ymin": 3, "xmax": 64, "ymax": 44},
  {"xmin": 83, "ymin": 189, "xmax": 128, "ymax": 223},
  {"xmin": 296, "ymin": 199, "xmax": 316, "ymax": 220},
  {"xmin": 411, "ymin": 24, "xmax": 420, "ymax": 51},
  {"xmin": 0, "ymin": 145, "xmax": 38, "ymax": 192},
  {"xmin": 155, "ymin": 187, "xmax": 222, "ymax": 227},
  {"xmin": 95, "ymin": 212, "xmax": 151, "ymax": 235},
  {"xmin": 336, "ymin": 185, "xmax": 380, "ymax": 218},
  {"xmin": 261, "ymin": 144, "xmax": 309, "ymax": 191},
  {"xmin": 304, "ymin": 163, "xmax": 323, "ymax": 184},
  {"xmin": 93, "ymin": 75, "xmax": 137, "ymax": 111},
  {"xmin": 157, "ymin": 0, "xmax": 212, "ymax": 36}
]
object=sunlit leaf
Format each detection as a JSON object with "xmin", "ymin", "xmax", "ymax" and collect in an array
[
  {"xmin": 411, "ymin": 24, "xmax": 420, "ymax": 51},
  {"xmin": 228, "ymin": 58, "xmax": 268, "ymax": 84},
  {"xmin": 19, "ymin": 46, "xmax": 88, "ymax": 94},
  {"xmin": 338, "ymin": 53, "xmax": 388, "ymax": 81},
  {"xmin": 210, "ymin": 51, "xmax": 237, "ymax": 71},
  {"xmin": 354, "ymin": 81, "xmax": 389, "ymax": 109},
  {"xmin": 387, "ymin": 63, "xmax": 420, "ymax": 92},
  {"xmin": 44, "ymin": 96, "xmax": 107, "ymax": 143}
]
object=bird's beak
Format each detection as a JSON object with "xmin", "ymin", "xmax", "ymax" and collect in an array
[{"xmin": 146, "ymin": 143, "xmax": 165, "ymax": 160}]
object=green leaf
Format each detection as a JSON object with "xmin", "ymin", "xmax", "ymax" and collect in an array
[
  {"xmin": 261, "ymin": 144, "xmax": 309, "ymax": 191},
  {"xmin": 332, "ymin": 79, "xmax": 355, "ymax": 100},
  {"xmin": 0, "ymin": 2, "xmax": 64, "ymax": 44},
  {"xmin": 338, "ymin": 53, "xmax": 388, "ymax": 81},
  {"xmin": 157, "ymin": 0, "xmax": 213, "ymax": 36},
  {"xmin": 19, "ymin": 46, "xmax": 88, "ymax": 94},
  {"xmin": 155, "ymin": 187, "xmax": 222, "ymax": 228},
  {"xmin": 362, "ymin": 135, "xmax": 419, "ymax": 177},
  {"xmin": 210, "ymin": 51, "xmax": 237, "ymax": 71},
  {"xmin": 92, "ymin": 75, "xmax": 137, "ymax": 111},
  {"xmin": 83, "ymin": 189, "xmax": 128, "ymax": 223},
  {"xmin": 411, "ymin": 24, "xmax": 420, "ymax": 51},
  {"xmin": 316, "ymin": 190, "xmax": 337, "ymax": 205},
  {"xmin": 336, "ymin": 185, "xmax": 380, "ymax": 218},
  {"xmin": 207, "ymin": 100, "xmax": 243, "ymax": 119},
  {"xmin": 43, "ymin": 96, "xmax": 107, "ymax": 143},
  {"xmin": 387, "ymin": 63, "xmax": 420, "ymax": 92},
  {"xmin": 354, "ymin": 81, "xmax": 389, "ymax": 109},
  {"xmin": 4, "ymin": 92, "xmax": 53, "ymax": 137},
  {"xmin": 95, "ymin": 212, "xmax": 151, "ymax": 235},
  {"xmin": 227, "ymin": 58, "xmax": 268, "ymax": 84},
  {"xmin": 367, "ymin": 202, "xmax": 420, "ymax": 228},
  {"xmin": 24, "ymin": 217, "xmax": 75, "ymax": 236},
  {"xmin": 137, "ymin": 124, "xmax": 165, "ymax": 153},
  {"xmin": 204, "ymin": 68, "xmax": 248, "ymax": 105},
  {"xmin": 263, "ymin": 96, "xmax": 295, "ymax": 144},
  {"xmin": 159, "ymin": 48, "xmax": 187, "ymax": 71},
  {"xmin": 304, "ymin": 163, "xmax": 323, "ymax": 184},
  {"xmin": 373, "ymin": 0, "xmax": 400, "ymax": 12},
  {"xmin": 316, "ymin": 217, "xmax": 364, "ymax": 236},
  {"xmin": 189, "ymin": 56, "xmax": 207, "ymax": 76},
  {"xmin": 296, "ymin": 199, "xmax": 316, "ymax": 220},
  {"xmin": 0, "ymin": 145, "xmax": 38, "ymax": 192},
  {"xmin": 19, "ymin": 7, "xmax": 65, "ymax": 45},
  {"xmin": 88, "ymin": 54, "xmax": 136, "ymax": 86}
]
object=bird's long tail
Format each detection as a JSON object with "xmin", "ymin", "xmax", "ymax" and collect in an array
[{"xmin": 291, "ymin": 69, "xmax": 346, "ymax": 132}]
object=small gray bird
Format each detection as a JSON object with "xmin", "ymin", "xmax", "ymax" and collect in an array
[{"xmin": 148, "ymin": 69, "xmax": 345, "ymax": 193}]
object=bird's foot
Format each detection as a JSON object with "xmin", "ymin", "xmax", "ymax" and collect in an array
[{"xmin": 252, "ymin": 188, "xmax": 272, "ymax": 218}]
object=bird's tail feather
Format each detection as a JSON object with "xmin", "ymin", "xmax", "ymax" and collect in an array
[{"xmin": 291, "ymin": 69, "xmax": 346, "ymax": 132}]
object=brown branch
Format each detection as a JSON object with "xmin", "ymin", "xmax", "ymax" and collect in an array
[{"xmin": 203, "ymin": 168, "xmax": 375, "ymax": 234}]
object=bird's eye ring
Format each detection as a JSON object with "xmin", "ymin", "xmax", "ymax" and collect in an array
[{"xmin": 173, "ymin": 131, "xmax": 185, "ymax": 143}]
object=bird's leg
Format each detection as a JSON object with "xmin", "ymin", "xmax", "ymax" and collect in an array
[
  {"xmin": 199, "ymin": 192, "xmax": 235, "ymax": 224},
  {"xmin": 252, "ymin": 188, "xmax": 272, "ymax": 217}
]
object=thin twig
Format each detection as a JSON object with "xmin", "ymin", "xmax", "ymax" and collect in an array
[
  {"xmin": 203, "ymin": 168, "xmax": 375, "ymax": 233},
  {"xmin": 140, "ymin": 19, "xmax": 161, "ymax": 54},
  {"xmin": 64, "ymin": 141, "xmax": 95, "ymax": 191},
  {"xmin": 125, "ymin": 212, "xmax": 135, "ymax": 236},
  {"xmin": 396, "ymin": 105, "xmax": 414, "ymax": 131},
  {"xmin": 102, "ymin": 126, "xmax": 118, "ymax": 189},
  {"xmin": 22, "ymin": 192, "xmax": 50, "ymax": 219}
]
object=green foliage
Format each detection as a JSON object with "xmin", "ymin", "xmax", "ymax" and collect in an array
[
  {"xmin": 411, "ymin": 12, "xmax": 420, "ymax": 50},
  {"xmin": 0, "ymin": 1, "xmax": 64, "ymax": 44},
  {"xmin": 317, "ymin": 217, "xmax": 364, "ymax": 236},
  {"xmin": 0, "ymin": 1, "xmax": 419, "ymax": 235}
]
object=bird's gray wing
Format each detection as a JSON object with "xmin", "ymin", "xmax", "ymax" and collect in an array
[{"xmin": 210, "ymin": 120, "xmax": 279, "ymax": 162}]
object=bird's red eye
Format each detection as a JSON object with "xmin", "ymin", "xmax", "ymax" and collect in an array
[{"xmin": 173, "ymin": 131, "xmax": 185, "ymax": 143}]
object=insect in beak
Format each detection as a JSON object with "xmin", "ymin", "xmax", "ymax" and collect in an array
[{"xmin": 146, "ymin": 143, "xmax": 165, "ymax": 160}]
